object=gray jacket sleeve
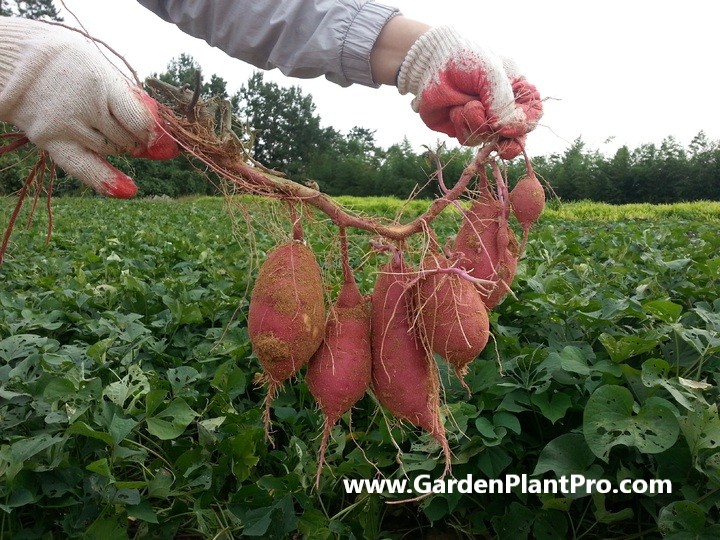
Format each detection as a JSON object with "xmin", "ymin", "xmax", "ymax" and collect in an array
[{"xmin": 136, "ymin": 0, "xmax": 400, "ymax": 87}]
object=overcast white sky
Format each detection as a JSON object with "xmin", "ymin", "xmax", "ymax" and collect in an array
[{"xmin": 59, "ymin": 0, "xmax": 720, "ymax": 158}]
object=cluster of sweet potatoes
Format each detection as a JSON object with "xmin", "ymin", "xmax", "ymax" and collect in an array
[{"xmin": 247, "ymin": 163, "xmax": 545, "ymax": 483}]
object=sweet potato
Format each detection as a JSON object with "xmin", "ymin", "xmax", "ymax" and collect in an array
[
  {"xmin": 453, "ymin": 186, "xmax": 502, "ymax": 283},
  {"xmin": 483, "ymin": 247, "xmax": 518, "ymax": 309},
  {"xmin": 306, "ymin": 234, "xmax": 371, "ymax": 486},
  {"xmin": 453, "ymin": 166, "xmax": 521, "ymax": 308},
  {"xmin": 371, "ymin": 252, "xmax": 451, "ymax": 473},
  {"xmin": 480, "ymin": 210, "xmax": 520, "ymax": 308},
  {"xmin": 418, "ymin": 251, "xmax": 490, "ymax": 382},
  {"xmin": 509, "ymin": 170, "xmax": 545, "ymax": 252},
  {"xmin": 509, "ymin": 172, "xmax": 545, "ymax": 228},
  {"xmin": 248, "ymin": 240, "xmax": 326, "ymax": 440}
]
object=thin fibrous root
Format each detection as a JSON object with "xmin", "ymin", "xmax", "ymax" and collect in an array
[{"xmin": 1, "ymin": 151, "xmax": 54, "ymax": 264}]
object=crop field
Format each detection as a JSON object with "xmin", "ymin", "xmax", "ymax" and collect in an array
[{"xmin": 1, "ymin": 196, "xmax": 719, "ymax": 539}]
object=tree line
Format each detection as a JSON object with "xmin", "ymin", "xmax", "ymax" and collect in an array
[
  {"xmin": 1, "ymin": 41, "xmax": 718, "ymax": 202},
  {"xmin": 0, "ymin": 0, "xmax": 59, "ymax": 19}
]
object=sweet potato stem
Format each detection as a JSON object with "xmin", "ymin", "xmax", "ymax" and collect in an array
[
  {"xmin": 155, "ymin": 102, "xmax": 495, "ymax": 242},
  {"xmin": 0, "ymin": 134, "xmax": 30, "ymax": 155},
  {"xmin": 339, "ymin": 227, "xmax": 353, "ymax": 285},
  {"xmin": 0, "ymin": 153, "xmax": 50, "ymax": 264}
]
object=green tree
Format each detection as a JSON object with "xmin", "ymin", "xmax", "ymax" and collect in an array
[
  {"xmin": 628, "ymin": 143, "xmax": 660, "ymax": 203},
  {"xmin": 546, "ymin": 138, "xmax": 591, "ymax": 201},
  {"xmin": 308, "ymin": 127, "xmax": 384, "ymax": 196},
  {"xmin": 0, "ymin": 0, "xmax": 61, "ymax": 19},
  {"xmin": 234, "ymin": 71, "xmax": 326, "ymax": 177},
  {"xmin": 345, "ymin": 127, "xmax": 383, "ymax": 167},
  {"xmin": 152, "ymin": 54, "xmax": 228, "ymax": 100},
  {"xmin": 602, "ymin": 145, "xmax": 633, "ymax": 203},
  {"xmin": 374, "ymin": 138, "xmax": 428, "ymax": 198},
  {"xmin": 684, "ymin": 131, "xmax": 720, "ymax": 200}
]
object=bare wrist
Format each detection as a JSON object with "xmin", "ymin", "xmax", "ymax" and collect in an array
[{"xmin": 370, "ymin": 16, "xmax": 431, "ymax": 86}]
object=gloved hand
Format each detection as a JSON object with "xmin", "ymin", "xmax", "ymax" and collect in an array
[
  {"xmin": 397, "ymin": 26, "xmax": 542, "ymax": 158},
  {"xmin": 0, "ymin": 17, "xmax": 178, "ymax": 198}
]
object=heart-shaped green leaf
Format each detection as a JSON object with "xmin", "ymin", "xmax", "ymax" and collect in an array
[{"xmin": 583, "ymin": 385, "xmax": 679, "ymax": 461}]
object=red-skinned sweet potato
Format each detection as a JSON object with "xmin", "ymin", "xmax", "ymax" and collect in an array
[
  {"xmin": 483, "ymin": 246, "xmax": 518, "ymax": 309},
  {"xmin": 248, "ymin": 240, "xmax": 326, "ymax": 441},
  {"xmin": 509, "ymin": 170, "xmax": 545, "ymax": 252},
  {"xmin": 453, "ymin": 185, "xmax": 502, "ymax": 283},
  {"xmin": 371, "ymin": 252, "xmax": 451, "ymax": 474},
  {"xmin": 453, "ymin": 167, "xmax": 520, "ymax": 309},
  {"xmin": 509, "ymin": 171, "xmax": 545, "ymax": 229},
  {"xmin": 306, "ymin": 232, "xmax": 372, "ymax": 486},
  {"xmin": 417, "ymin": 251, "xmax": 490, "ymax": 382}
]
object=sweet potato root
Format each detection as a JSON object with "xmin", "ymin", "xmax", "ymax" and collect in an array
[
  {"xmin": 418, "ymin": 251, "xmax": 490, "ymax": 382},
  {"xmin": 306, "ymin": 233, "xmax": 372, "ymax": 486},
  {"xmin": 248, "ymin": 240, "xmax": 326, "ymax": 441},
  {"xmin": 371, "ymin": 252, "xmax": 451, "ymax": 474}
]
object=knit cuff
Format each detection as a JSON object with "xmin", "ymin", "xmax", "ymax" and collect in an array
[
  {"xmin": 397, "ymin": 26, "xmax": 468, "ymax": 97},
  {"xmin": 339, "ymin": 2, "xmax": 400, "ymax": 88}
]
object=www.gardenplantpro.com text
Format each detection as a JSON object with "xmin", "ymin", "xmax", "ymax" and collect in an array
[{"xmin": 343, "ymin": 474, "xmax": 672, "ymax": 496}]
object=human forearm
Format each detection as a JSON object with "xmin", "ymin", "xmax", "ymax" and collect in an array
[
  {"xmin": 369, "ymin": 16, "xmax": 430, "ymax": 86},
  {"xmin": 136, "ymin": 0, "xmax": 400, "ymax": 87}
]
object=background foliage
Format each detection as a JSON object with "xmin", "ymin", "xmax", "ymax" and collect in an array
[
  {"xmin": 0, "ymin": 0, "xmax": 59, "ymax": 19},
  {"xmin": 1, "ymin": 197, "xmax": 719, "ymax": 539}
]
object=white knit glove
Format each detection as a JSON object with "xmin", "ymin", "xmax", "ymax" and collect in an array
[
  {"xmin": 397, "ymin": 26, "xmax": 542, "ymax": 158},
  {"xmin": 0, "ymin": 17, "xmax": 178, "ymax": 198}
]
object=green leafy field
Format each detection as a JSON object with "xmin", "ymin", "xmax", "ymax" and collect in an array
[{"xmin": 1, "ymin": 197, "xmax": 719, "ymax": 539}]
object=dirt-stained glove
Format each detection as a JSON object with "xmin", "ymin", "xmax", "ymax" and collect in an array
[
  {"xmin": 397, "ymin": 26, "xmax": 542, "ymax": 158},
  {"xmin": 0, "ymin": 17, "xmax": 178, "ymax": 198}
]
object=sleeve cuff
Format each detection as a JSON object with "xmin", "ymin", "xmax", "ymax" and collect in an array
[{"xmin": 337, "ymin": 2, "xmax": 400, "ymax": 88}]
